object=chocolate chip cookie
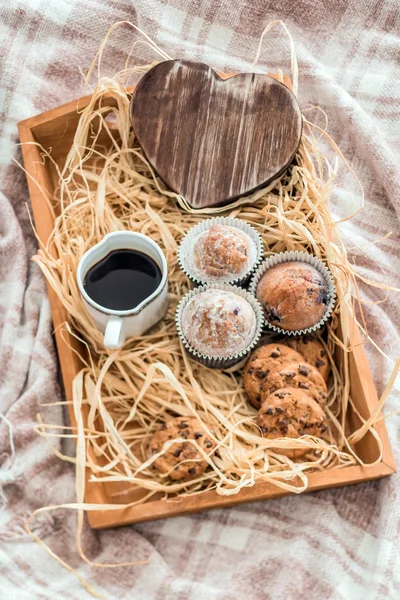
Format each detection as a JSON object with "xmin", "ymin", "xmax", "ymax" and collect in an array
[
  {"xmin": 243, "ymin": 344, "xmax": 304, "ymax": 409},
  {"xmin": 257, "ymin": 387, "xmax": 327, "ymax": 458},
  {"xmin": 262, "ymin": 361, "xmax": 328, "ymax": 407},
  {"xmin": 283, "ymin": 335, "xmax": 330, "ymax": 382},
  {"xmin": 150, "ymin": 417, "xmax": 216, "ymax": 481}
]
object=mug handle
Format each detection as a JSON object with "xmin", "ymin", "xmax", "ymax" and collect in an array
[{"xmin": 104, "ymin": 316, "xmax": 125, "ymax": 349}]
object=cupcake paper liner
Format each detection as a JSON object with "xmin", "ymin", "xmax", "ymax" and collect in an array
[
  {"xmin": 249, "ymin": 251, "xmax": 336, "ymax": 337},
  {"xmin": 176, "ymin": 283, "xmax": 264, "ymax": 369},
  {"xmin": 178, "ymin": 217, "xmax": 263, "ymax": 287}
]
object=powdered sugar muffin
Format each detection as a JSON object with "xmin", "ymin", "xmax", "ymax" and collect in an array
[
  {"xmin": 180, "ymin": 288, "xmax": 257, "ymax": 358},
  {"xmin": 179, "ymin": 220, "xmax": 260, "ymax": 285},
  {"xmin": 193, "ymin": 224, "xmax": 255, "ymax": 278}
]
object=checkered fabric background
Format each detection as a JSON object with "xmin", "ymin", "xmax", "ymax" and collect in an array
[{"xmin": 0, "ymin": 1, "xmax": 400, "ymax": 599}]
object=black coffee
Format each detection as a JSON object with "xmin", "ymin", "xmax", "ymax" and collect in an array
[{"xmin": 84, "ymin": 249, "xmax": 162, "ymax": 311}]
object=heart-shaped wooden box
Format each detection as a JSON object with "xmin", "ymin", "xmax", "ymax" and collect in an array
[
  {"xmin": 131, "ymin": 60, "xmax": 302, "ymax": 209},
  {"xmin": 18, "ymin": 75, "xmax": 395, "ymax": 529}
]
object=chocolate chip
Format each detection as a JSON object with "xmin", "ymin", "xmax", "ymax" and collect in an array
[
  {"xmin": 256, "ymin": 370, "xmax": 268, "ymax": 380},
  {"xmin": 320, "ymin": 392, "xmax": 327, "ymax": 399},
  {"xmin": 265, "ymin": 407, "xmax": 274, "ymax": 415},
  {"xmin": 178, "ymin": 421, "xmax": 188, "ymax": 429},
  {"xmin": 298, "ymin": 381, "xmax": 310, "ymax": 390},
  {"xmin": 264, "ymin": 305, "xmax": 281, "ymax": 323},
  {"xmin": 275, "ymin": 406, "xmax": 285, "ymax": 413},
  {"xmin": 321, "ymin": 350, "xmax": 327, "ymax": 357},
  {"xmin": 317, "ymin": 289, "xmax": 329, "ymax": 304},
  {"xmin": 285, "ymin": 371, "xmax": 296, "ymax": 379},
  {"xmin": 260, "ymin": 426, "xmax": 267, "ymax": 434},
  {"xmin": 188, "ymin": 467, "xmax": 196, "ymax": 475},
  {"xmin": 194, "ymin": 432, "xmax": 203, "ymax": 439},
  {"xmin": 173, "ymin": 448, "xmax": 182, "ymax": 457},
  {"xmin": 204, "ymin": 440, "xmax": 213, "ymax": 448},
  {"xmin": 248, "ymin": 368, "xmax": 254, "ymax": 375},
  {"xmin": 270, "ymin": 351, "xmax": 280, "ymax": 358},
  {"xmin": 278, "ymin": 419, "xmax": 289, "ymax": 426},
  {"xmin": 181, "ymin": 430, "xmax": 190, "ymax": 438},
  {"xmin": 316, "ymin": 358, "xmax": 325, "ymax": 367},
  {"xmin": 321, "ymin": 425, "xmax": 328, "ymax": 433},
  {"xmin": 233, "ymin": 307, "xmax": 240, "ymax": 316},
  {"xmin": 280, "ymin": 426, "xmax": 288, "ymax": 434},
  {"xmin": 298, "ymin": 365, "xmax": 310, "ymax": 376},
  {"xmin": 160, "ymin": 423, "xmax": 167, "ymax": 430},
  {"xmin": 275, "ymin": 392, "xmax": 287, "ymax": 399}
]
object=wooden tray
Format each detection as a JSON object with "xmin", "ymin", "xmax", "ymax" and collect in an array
[{"xmin": 18, "ymin": 83, "xmax": 395, "ymax": 529}]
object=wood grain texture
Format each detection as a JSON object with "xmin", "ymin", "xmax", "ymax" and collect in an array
[
  {"xmin": 130, "ymin": 60, "xmax": 302, "ymax": 209},
  {"xmin": 18, "ymin": 83, "xmax": 395, "ymax": 530}
]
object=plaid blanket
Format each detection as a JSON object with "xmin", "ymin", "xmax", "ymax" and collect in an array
[{"xmin": 1, "ymin": 1, "xmax": 399, "ymax": 599}]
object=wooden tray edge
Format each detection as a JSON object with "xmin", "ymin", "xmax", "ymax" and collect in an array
[{"xmin": 86, "ymin": 461, "xmax": 395, "ymax": 529}]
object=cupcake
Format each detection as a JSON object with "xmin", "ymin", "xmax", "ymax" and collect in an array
[
  {"xmin": 182, "ymin": 289, "xmax": 256, "ymax": 356},
  {"xmin": 176, "ymin": 284, "xmax": 264, "ymax": 368},
  {"xmin": 178, "ymin": 217, "xmax": 262, "ymax": 286},
  {"xmin": 250, "ymin": 252, "xmax": 335, "ymax": 335}
]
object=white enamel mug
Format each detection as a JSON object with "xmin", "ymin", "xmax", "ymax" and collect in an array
[{"xmin": 77, "ymin": 231, "xmax": 169, "ymax": 349}]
